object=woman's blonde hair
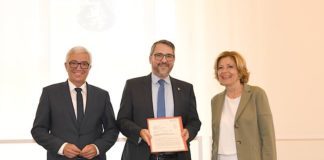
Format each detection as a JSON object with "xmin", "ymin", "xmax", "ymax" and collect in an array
[{"xmin": 214, "ymin": 51, "xmax": 250, "ymax": 84}]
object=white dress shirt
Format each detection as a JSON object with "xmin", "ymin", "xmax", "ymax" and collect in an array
[{"xmin": 68, "ymin": 81, "xmax": 87, "ymax": 118}]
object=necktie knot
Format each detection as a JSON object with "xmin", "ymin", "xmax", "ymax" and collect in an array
[
  {"xmin": 158, "ymin": 79, "xmax": 165, "ymax": 86},
  {"xmin": 75, "ymin": 88, "xmax": 82, "ymax": 93}
]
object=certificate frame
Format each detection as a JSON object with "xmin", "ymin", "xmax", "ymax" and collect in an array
[{"xmin": 147, "ymin": 116, "xmax": 188, "ymax": 153}]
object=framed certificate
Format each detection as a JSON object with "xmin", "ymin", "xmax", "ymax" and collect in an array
[{"xmin": 147, "ymin": 116, "xmax": 188, "ymax": 153}]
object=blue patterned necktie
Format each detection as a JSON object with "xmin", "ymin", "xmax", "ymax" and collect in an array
[
  {"xmin": 75, "ymin": 88, "xmax": 84, "ymax": 125},
  {"xmin": 157, "ymin": 79, "xmax": 166, "ymax": 117}
]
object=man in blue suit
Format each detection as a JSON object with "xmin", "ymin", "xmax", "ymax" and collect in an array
[
  {"xmin": 117, "ymin": 40, "xmax": 201, "ymax": 160},
  {"xmin": 31, "ymin": 46, "xmax": 119, "ymax": 160}
]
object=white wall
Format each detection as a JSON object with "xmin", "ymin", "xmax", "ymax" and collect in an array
[
  {"xmin": 1, "ymin": 0, "xmax": 324, "ymax": 159},
  {"xmin": 198, "ymin": 0, "xmax": 324, "ymax": 159}
]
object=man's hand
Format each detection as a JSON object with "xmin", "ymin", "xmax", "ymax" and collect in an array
[
  {"xmin": 63, "ymin": 143, "xmax": 81, "ymax": 158},
  {"xmin": 182, "ymin": 128, "xmax": 189, "ymax": 141},
  {"xmin": 80, "ymin": 144, "xmax": 97, "ymax": 159},
  {"xmin": 140, "ymin": 129, "xmax": 152, "ymax": 146}
]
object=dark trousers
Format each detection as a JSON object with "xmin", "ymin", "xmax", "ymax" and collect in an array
[
  {"xmin": 76, "ymin": 156, "xmax": 86, "ymax": 160},
  {"xmin": 150, "ymin": 153, "xmax": 178, "ymax": 160}
]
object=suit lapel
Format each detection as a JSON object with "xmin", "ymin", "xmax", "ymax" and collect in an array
[
  {"xmin": 62, "ymin": 81, "xmax": 78, "ymax": 126},
  {"xmin": 214, "ymin": 91, "xmax": 226, "ymax": 125},
  {"xmin": 235, "ymin": 84, "xmax": 252, "ymax": 121},
  {"xmin": 82, "ymin": 83, "xmax": 92, "ymax": 126},
  {"xmin": 170, "ymin": 77, "xmax": 180, "ymax": 116},
  {"xmin": 144, "ymin": 74, "xmax": 154, "ymax": 117}
]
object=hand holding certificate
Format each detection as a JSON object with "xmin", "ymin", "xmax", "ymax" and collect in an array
[{"xmin": 147, "ymin": 116, "xmax": 188, "ymax": 153}]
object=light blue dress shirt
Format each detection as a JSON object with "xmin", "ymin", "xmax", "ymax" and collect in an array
[{"xmin": 151, "ymin": 73, "xmax": 174, "ymax": 117}]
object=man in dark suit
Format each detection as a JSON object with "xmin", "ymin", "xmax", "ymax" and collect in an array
[
  {"xmin": 117, "ymin": 40, "xmax": 201, "ymax": 160},
  {"xmin": 31, "ymin": 46, "xmax": 119, "ymax": 160}
]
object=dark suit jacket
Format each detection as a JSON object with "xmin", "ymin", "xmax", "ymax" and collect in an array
[
  {"xmin": 117, "ymin": 74, "xmax": 201, "ymax": 160},
  {"xmin": 31, "ymin": 81, "xmax": 119, "ymax": 160}
]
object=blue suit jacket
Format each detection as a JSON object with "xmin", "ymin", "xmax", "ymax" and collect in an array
[
  {"xmin": 117, "ymin": 74, "xmax": 201, "ymax": 160},
  {"xmin": 31, "ymin": 81, "xmax": 119, "ymax": 160}
]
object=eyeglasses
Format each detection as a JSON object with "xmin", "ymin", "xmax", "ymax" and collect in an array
[
  {"xmin": 68, "ymin": 60, "xmax": 90, "ymax": 69},
  {"xmin": 153, "ymin": 53, "xmax": 175, "ymax": 61}
]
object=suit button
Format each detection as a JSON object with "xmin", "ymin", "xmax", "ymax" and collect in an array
[{"xmin": 236, "ymin": 141, "xmax": 241, "ymax": 144}]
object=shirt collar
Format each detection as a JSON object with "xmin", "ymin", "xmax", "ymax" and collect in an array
[
  {"xmin": 151, "ymin": 73, "xmax": 171, "ymax": 85},
  {"xmin": 68, "ymin": 80, "xmax": 87, "ymax": 92}
]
